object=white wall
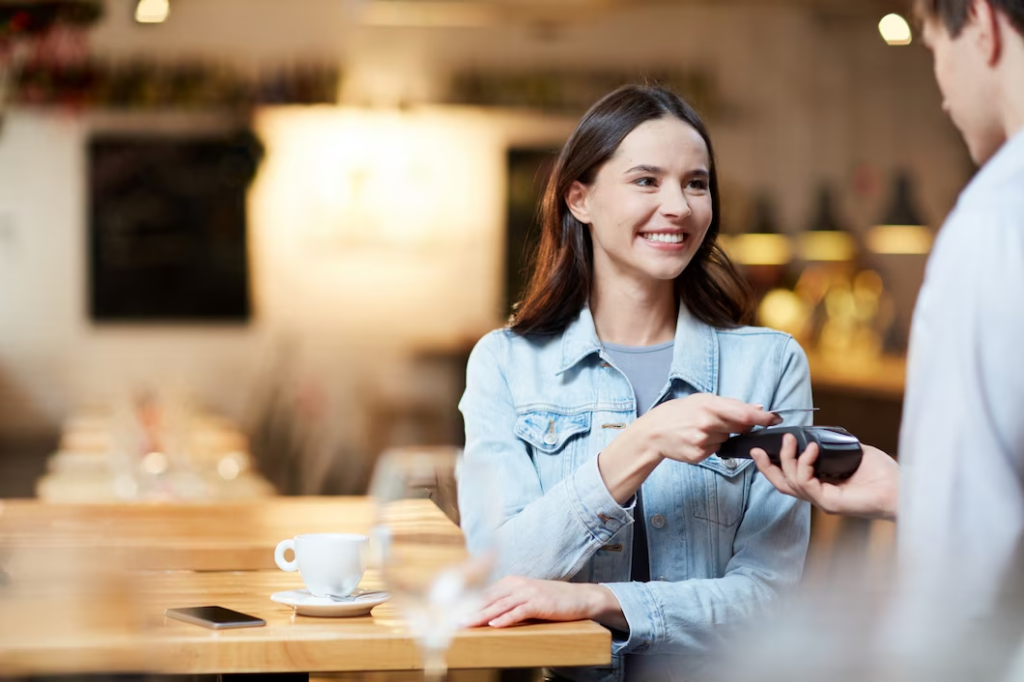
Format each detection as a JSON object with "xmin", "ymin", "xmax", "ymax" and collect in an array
[
  {"xmin": 0, "ymin": 0, "xmax": 972, "ymax": 435},
  {"xmin": 0, "ymin": 107, "xmax": 572, "ymax": 434}
]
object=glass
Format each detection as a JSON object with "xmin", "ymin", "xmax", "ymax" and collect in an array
[{"xmin": 369, "ymin": 447, "xmax": 501, "ymax": 681}]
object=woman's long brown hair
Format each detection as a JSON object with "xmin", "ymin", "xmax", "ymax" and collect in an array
[{"xmin": 510, "ymin": 84, "xmax": 754, "ymax": 336}]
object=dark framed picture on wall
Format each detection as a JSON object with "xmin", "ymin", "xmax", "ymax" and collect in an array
[
  {"xmin": 87, "ymin": 129, "xmax": 263, "ymax": 323},
  {"xmin": 505, "ymin": 148, "xmax": 558, "ymax": 316}
]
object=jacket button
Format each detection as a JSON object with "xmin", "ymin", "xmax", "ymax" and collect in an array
[
  {"xmin": 723, "ymin": 457, "xmax": 738, "ymax": 470},
  {"xmin": 543, "ymin": 432, "xmax": 558, "ymax": 446},
  {"xmin": 650, "ymin": 514, "xmax": 666, "ymax": 529}
]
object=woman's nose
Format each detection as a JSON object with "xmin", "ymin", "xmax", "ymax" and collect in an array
[{"xmin": 660, "ymin": 186, "xmax": 692, "ymax": 219}]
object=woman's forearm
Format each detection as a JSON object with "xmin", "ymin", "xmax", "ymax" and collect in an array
[{"xmin": 596, "ymin": 427, "xmax": 664, "ymax": 504}]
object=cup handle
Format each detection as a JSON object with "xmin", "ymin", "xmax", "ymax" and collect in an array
[{"xmin": 275, "ymin": 539, "xmax": 297, "ymax": 572}]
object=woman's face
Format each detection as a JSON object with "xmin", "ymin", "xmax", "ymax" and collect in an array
[{"xmin": 566, "ymin": 117, "xmax": 713, "ymax": 286}]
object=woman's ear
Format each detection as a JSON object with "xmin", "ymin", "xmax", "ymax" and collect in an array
[{"xmin": 565, "ymin": 181, "xmax": 592, "ymax": 225}]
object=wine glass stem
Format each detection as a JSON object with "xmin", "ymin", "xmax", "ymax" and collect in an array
[{"xmin": 422, "ymin": 645, "xmax": 448, "ymax": 681}]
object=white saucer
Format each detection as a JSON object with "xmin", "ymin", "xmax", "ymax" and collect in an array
[{"xmin": 271, "ymin": 588, "xmax": 390, "ymax": 617}]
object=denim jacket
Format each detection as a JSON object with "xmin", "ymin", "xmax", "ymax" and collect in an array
[{"xmin": 458, "ymin": 305, "xmax": 811, "ymax": 682}]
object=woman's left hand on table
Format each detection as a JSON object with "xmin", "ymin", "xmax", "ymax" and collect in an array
[{"xmin": 465, "ymin": 575, "xmax": 620, "ymax": 628}]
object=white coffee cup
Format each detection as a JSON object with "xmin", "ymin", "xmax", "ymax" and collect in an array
[{"xmin": 274, "ymin": 533, "xmax": 367, "ymax": 598}]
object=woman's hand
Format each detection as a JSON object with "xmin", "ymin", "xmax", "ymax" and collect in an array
[
  {"xmin": 598, "ymin": 393, "xmax": 780, "ymax": 503},
  {"xmin": 637, "ymin": 393, "xmax": 782, "ymax": 464},
  {"xmin": 751, "ymin": 435, "xmax": 899, "ymax": 520},
  {"xmin": 464, "ymin": 576, "xmax": 627, "ymax": 630}
]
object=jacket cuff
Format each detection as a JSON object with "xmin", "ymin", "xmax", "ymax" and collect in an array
[
  {"xmin": 566, "ymin": 455, "xmax": 634, "ymax": 544},
  {"xmin": 601, "ymin": 581, "xmax": 664, "ymax": 655}
]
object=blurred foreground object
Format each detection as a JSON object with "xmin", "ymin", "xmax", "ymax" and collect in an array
[{"xmin": 370, "ymin": 447, "xmax": 504, "ymax": 680}]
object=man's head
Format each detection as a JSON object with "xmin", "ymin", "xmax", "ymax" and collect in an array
[{"xmin": 915, "ymin": 0, "xmax": 1024, "ymax": 164}]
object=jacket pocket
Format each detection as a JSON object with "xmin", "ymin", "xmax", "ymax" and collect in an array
[
  {"xmin": 693, "ymin": 456, "xmax": 750, "ymax": 527},
  {"xmin": 514, "ymin": 410, "xmax": 591, "ymax": 455}
]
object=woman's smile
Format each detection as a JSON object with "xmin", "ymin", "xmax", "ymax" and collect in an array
[{"xmin": 637, "ymin": 229, "xmax": 689, "ymax": 250}]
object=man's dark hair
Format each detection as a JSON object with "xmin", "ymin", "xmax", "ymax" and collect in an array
[{"xmin": 915, "ymin": 0, "xmax": 1024, "ymax": 37}]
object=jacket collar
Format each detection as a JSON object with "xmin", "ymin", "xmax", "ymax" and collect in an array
[
  {"xmin": 557, "ymin": 303, "xmax": 718, "ymax": 394},
  {"xmin": 960, "ymin": 127, "xmax": 1024, "ymax": 207}
]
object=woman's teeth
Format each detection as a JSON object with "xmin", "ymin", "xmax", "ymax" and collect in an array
[{"xmin": 641, "ymin": 233, "xmax": 685, "ymax": 244}]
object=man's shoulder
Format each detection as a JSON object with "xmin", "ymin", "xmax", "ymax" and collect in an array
[
  {"xmin": 953, "ymin": 165, "xmax": 1024, "ymax": 226},
  {"xmin": 937, "ymin": 176, "xmax": 1024, "ymax": 257}
]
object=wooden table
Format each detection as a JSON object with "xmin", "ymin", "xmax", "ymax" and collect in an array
[
  {"xmin": 0, "ymin": 497, "xmax": 611, "ymax": 675},
  {"xmin": 0, "ymin": 497, "xmax": 453, "ymax": 571}
]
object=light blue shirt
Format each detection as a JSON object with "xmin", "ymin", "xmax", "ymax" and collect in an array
[
  {"xmin": 458, "ymin": 304, "xmax": 812, "ymax": 682},
  {"xmin": 602, "ymin": 340, "xmax": 675, "ymax": 418},
  {"xmin": 897, "ymin": 128, "xmax": 1024, "ymax": 634}
]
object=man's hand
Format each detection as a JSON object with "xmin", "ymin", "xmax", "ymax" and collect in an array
[{"xmin": 751, "ymin": 434, "xmax": 899, "ymax": 520}]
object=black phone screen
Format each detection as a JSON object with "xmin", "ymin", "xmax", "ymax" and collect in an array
[{"xmin": 165, "ymin": 606, "xmax": 265, "ymax": 627}]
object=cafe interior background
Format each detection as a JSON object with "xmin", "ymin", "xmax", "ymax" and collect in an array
[{"xmin": 0, "ymin": 0, "xmax": 969, "ymax": 561}]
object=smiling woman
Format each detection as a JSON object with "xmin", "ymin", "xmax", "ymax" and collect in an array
[
  {"xmin": 511, "ymin": 84, "xmax": 753, "ymax": 337},
  {"xmin": 457, "ymin": 85, "xmax": 812, "ymax": 682}
]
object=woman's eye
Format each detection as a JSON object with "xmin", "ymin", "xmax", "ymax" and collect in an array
[
  {"xmin": 634, "ymin": 176, "xmax": 658, "ymax": 187},
  {"xmin": 688, "ymin": 179, "xmax": 708, "ymax": 190}
]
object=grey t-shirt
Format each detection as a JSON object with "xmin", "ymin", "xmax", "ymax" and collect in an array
[{"xmin": 602, "ymin": 340, "xmax": 674, "ymax": 584}]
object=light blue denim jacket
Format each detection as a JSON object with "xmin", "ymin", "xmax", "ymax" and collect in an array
[{"xmin": 458, "ymin": 304, "xmax": 811, "ymax": 682}]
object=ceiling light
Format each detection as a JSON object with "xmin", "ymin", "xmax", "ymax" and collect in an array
[
  {"xmin": 879, "ymin": 13, "xmax": 912, "ymax": 46},
  {"xmin": 719, "ymin": 195, "xmax": 793, "ymax": 266},
  {"xmin": 799, "ymin": 185, "xmax": 857, "ymax": 262},
  {"xmin": 866, "ymin": 225, "xmax": 933, "ymax": 254},
  {"xmin": 869, "ymin": 172, "xmax": 932, "ymax": 254},
  {"xmin": 135, "ymin": 0, "xmax": 169, "ymax": 24},
  {"xmin": 719, "ymin": 234, "xmax": 793, "ymax": 266}
]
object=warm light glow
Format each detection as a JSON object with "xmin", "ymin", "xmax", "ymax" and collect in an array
[
  {"xmin": 135, "ymin": 0, "xmax": 169, "ymax": 23},
  {"xmin": 718, "ymin": 234, "xmax": 792, "ymax": 266},
  {"xmin": 799, "ymin": 231, "xmax": 856, "ymax": 262},
  {"xmin": 361, "ymin": 1, "xmax": 495, "ymax": 28},
  {"xmin": 218, "ymin": 457, "xmax": 241, "ymax": 481},
  {"xmin": 758, "ymin": 289, "xmax": 809, "ymax": 337},
  {"xmin": 879, "ymin": 13, "xmax": 912, "ymax": 45},
  {"xmin": 250, "ymin": 106, "xmax": 506, "ymax": 343},
  {"xmin": 867, "ymin": 225, "xmax": 933, "ymax": 254},
  {"xmin": 141, "ymin": 451, "xmax": 169, "ymax": 475},
  {"xmin": 264, "ymin": 108, "xmax": 497, "ymax": 251}
]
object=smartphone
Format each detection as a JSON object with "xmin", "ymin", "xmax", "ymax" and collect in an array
[{"xmin": 164, "ymin": 606, "xmax": 266, "ymax": 630}]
